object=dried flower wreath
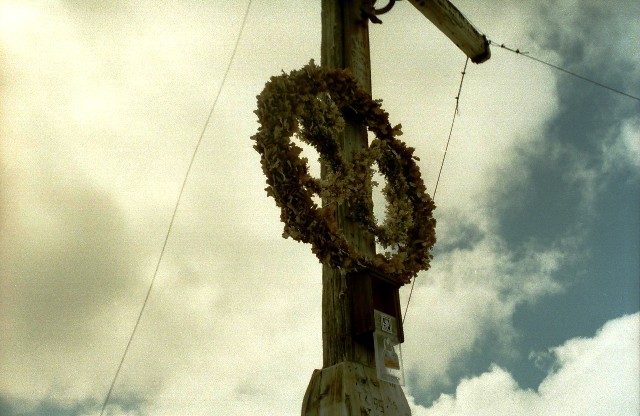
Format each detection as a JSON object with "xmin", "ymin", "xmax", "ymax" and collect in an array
[{"xmin": 251, "ymin": 61, "xmax": 435, "ymax": 283}]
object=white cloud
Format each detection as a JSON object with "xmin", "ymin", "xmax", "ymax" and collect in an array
[
  {"xmin": 619, "ymin": 118, "xmax": 640, "ymax": 168},
  {"xmin": 1, "ymin": 1, "xmax": 636, "ymax": 415},
  {"xmin": 603, "ymin": 117, "xmax": 640, "ymax": 173},
  {"xmin": 409, "ymin": 313, "xmax": 640, "ymax": 416},
  {"xmin": 401, "ymin": 233, "xmax": 564, "ymax": 392}
]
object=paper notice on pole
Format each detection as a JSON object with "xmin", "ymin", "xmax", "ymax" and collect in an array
[{"xmin": 374, "ymin": 331, "xmax": 405, "ymax": 385}]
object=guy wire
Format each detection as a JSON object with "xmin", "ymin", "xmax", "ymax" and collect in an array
[
  {"xmin": 489, "ymin": 39, "xmax": 640, "ymax": 102},
  {"xmin": 98, "ymin": 2, "xmax": 253, "ymax": 415},
  {"xmin": 402, "ymin": 56, "xmax": 470, "ymax": 324}
]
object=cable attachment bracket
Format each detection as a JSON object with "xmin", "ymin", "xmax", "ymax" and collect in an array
[{"xmin": 362, "ymin": 0, "xmax": 398, "ymax": 24}]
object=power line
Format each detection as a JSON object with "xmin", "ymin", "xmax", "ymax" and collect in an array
[
  {"xmin": 98, "ymin": 2, "xmax": 253, "ymax": 415},
  {"xmin": 402, "ymin": 56, "xmax": 470, "ymax": 324},
  {"xmin": 489, "ymin": 40, "xmax": 640, "ymax": 102}
]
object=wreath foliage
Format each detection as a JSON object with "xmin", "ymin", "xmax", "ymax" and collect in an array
[{"xmin": 251, "ymin": 61, "xmax": 436, "ymax": 284}]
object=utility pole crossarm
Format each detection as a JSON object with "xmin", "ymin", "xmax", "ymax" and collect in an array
[{"xmin": 408, "ymin": 0, "xmax": 491, "ymax": 63}]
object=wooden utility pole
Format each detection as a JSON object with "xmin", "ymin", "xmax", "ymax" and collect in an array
[
  {"xmin": 319, "ymin": 0, "xmax": 375, "ymax": 369},
  {"xmin": 302, "ymin": 1, "xmax": 490, "ymax": 414},
  {"xmin": 302, "ymin": 1, "xmax": 410, "ymax": 415}
]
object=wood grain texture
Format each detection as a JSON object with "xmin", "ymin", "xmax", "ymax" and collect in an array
[{"xmin": 320, "ymin": 0, "xmax": 375, "ymax": 369}]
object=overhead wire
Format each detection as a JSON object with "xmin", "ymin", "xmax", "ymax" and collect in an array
[
  {"xmin": 433, "ymin": 57, "xmax": 469, "ymax": 200},
  {"xmin": 401, "ymin": 32, "xmax": 638, "ymax": 325},
  {"xmin": 98, "ymin": 2, "xmax": 253, "ymax": 415},
  {"xmin": 96, "ymin": 6, "xmax": 638, "ymax": 401},
  {"xmin": 489, "ymin": 39, "xmax": 640, "ymax": 102},
  {"xmin": 453, "ymin": 4, "xmax": 638, "ymax": 102},
  {"xmin": 402, "ymin": 56, "xmax": 470, "ymax": 324}
]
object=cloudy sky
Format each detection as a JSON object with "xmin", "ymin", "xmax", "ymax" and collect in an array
[{"xmin": 1, "ymin": 1, "xmax": 638, "ymax": 415}]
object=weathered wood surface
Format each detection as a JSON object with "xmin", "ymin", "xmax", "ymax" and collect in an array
[
  {"xmin": 320, "ymin": 0, "xmax": 376, "ymax": 369},
  {"xmin": 407, "ymin": 0, "xmax": 490, "ymax": 63},
  {"xmin": 302, "ymin": 362, "xmax": 411, "ymax": 416}
]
